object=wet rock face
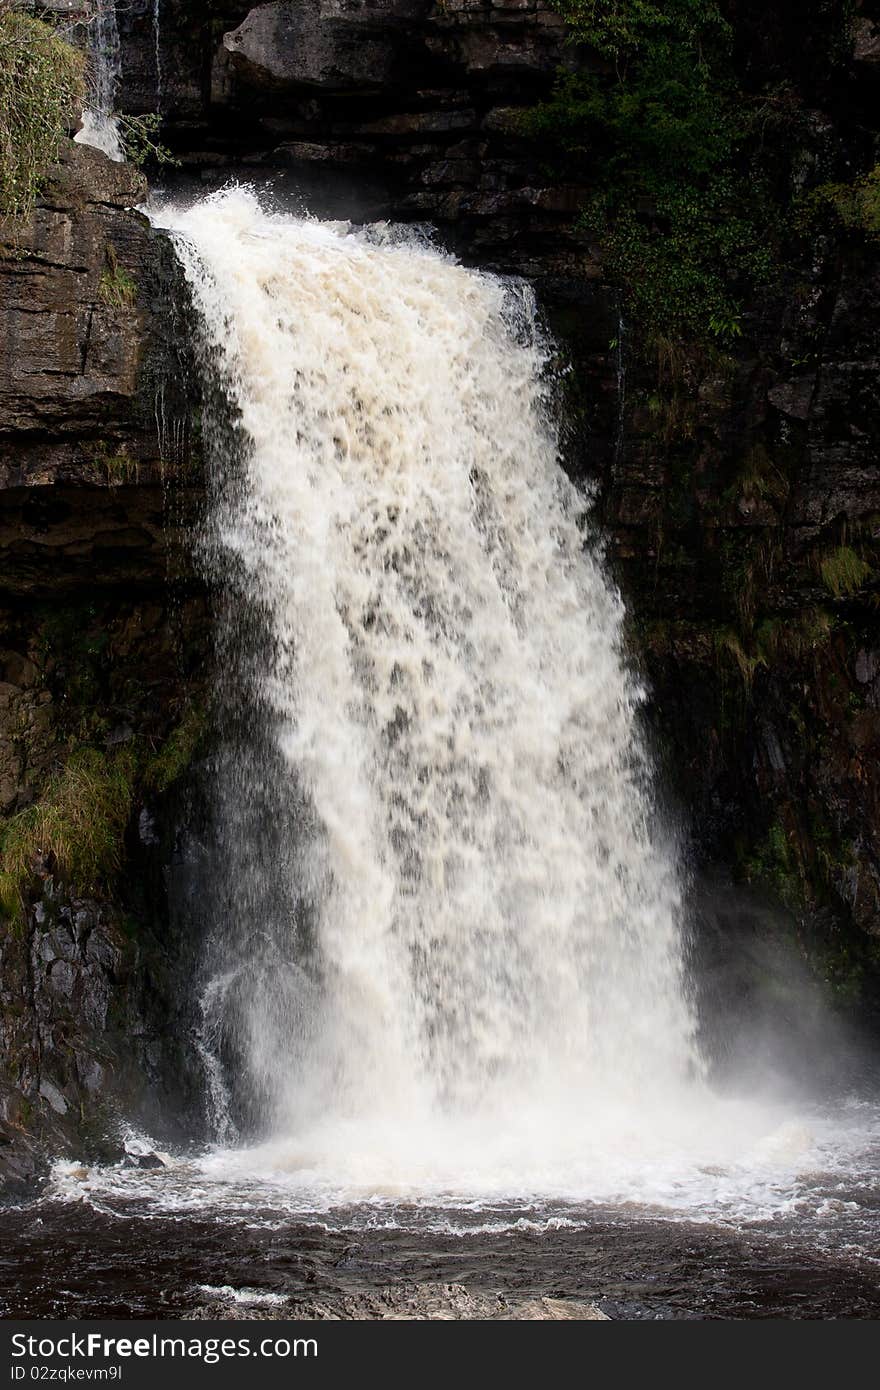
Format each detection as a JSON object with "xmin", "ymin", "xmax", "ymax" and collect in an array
[
  {"xmin": 0, "ymin": 888, "xmax": 205, "ymax": 1197},
  {"xmin": 0, "ymin": 145, "xmax": 209, "ymax": 1195},
  {"xmin": 221, "ymin": 0, "xmax": 563, "ymax": 91},
  {"xmin": 605, "ymin": 235, "xmax": 880, "ymax": 976},
  {"xmin": 117, "ymin": 0, "xmax": 587, "ymax": 277},
  {"xmin": 0, "ymin": 142, "xmax": 201, "ymax": 597},
  {"xmin": 0, "ymin": 149, "xmax": 146, "ymax": 443},
  {"xmin": 0, "ymin": 587, "xmax": 211, "ymax": 1197},
  {"xmin": 221, "ymin": 0, "xmax": 428, "ymax": 90},
  {"xmin": 0, "ymin": 896, "xmax": 129, "ymax": 1146}
]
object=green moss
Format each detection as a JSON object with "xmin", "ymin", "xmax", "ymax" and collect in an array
[
  {"xmin": 717, "ymin": 532, "xmax": 775, "ymax": 632},
  {"xmin": 810, "ymin": 814, "xmax": 855, "ymax": 892},
  {"xmin": 712, "ymin": 606, "xmax": 836, "ymax": 712},
  {"xmin": 729, "ymin": 445, "xmax": 789, "ymax": 510},
  {"xmin": 817, "ymin": 932, "xmax": 880, "ymax": 1004},
  {"xmin": 645, "ymin": 386, "xmax": 696, "ymax": 444},
  {"xmin": 0, "ymin": 12, "xmax": 84, "ymax": 221},
  {"xmin": 754, "ymin": 608, "xmax": 833, "ymax": 664},
  {"xmin": 819, "ymin": 545, "xmax": 874, "ymax": 599},
  {"xmin": 35, "ymin": 602, "xmax": 109, "ymax": 722},
  {"xmin": 143, "ymin": 705, "xmax": 206, "ymax": 794},
  {"xmin": 743, "ymin": 817, "xmax": 805, "ymax": 910},
  {"xmin": 0, "ymin": 747, "xmax": 135, "ymax": 925}
]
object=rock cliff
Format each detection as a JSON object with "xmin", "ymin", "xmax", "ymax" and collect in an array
[
  {"xmin": 0, "ymin": 142, "xmax": 206, "ymax": 1190},
  {"xmin": 116, "ymin": 0, "xmax": 590, "ymax": 274}
]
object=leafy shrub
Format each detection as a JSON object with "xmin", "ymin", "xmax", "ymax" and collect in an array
[
  {"xmin": 0, "ymin": 10, "xmax": 84, "ymax": 219},
  {"xmin": 800, "ymin": 165, "xmax": 880, "ymax": 241},
  {"xmin": 527, "ymin": 1, "xmax": 779, "ymax": 339},
  {"xmin": 118, "ymin": 112, "xmax": 177, "ymax": 170}
]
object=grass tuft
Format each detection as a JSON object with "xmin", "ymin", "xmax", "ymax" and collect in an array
[
  {"xmin": 715, "ymin": 627, "xmax": 765, "ymax": 689},
  {"xmin": 99, "ymin": 244, "xmax": 137, "ymax": 309},
  {"xmin": 819, "ymin": 545, "xmax": 873, "ymax": 599},
  {"xmin": 0, "ymin": 748, "xmax": 134, "ymax": 925}
]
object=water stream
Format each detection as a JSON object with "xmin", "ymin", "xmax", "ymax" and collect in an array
[{"xmin": 73, "ymin": 0, "xmax": 125, "ymax": 162}]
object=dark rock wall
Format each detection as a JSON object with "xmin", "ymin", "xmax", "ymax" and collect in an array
[
  {"xmin": 600, "ymin": 7, "xmax": 880, "ymax": 999},
  {"xmin": 0, "ymin": 877, "xmax": 205, "ymax": 1195},
  {"xmin": 0, "ymin": 143, "xmax": 207, "ymax": 1191},
  {"xmin": 0, "ymin": 142, "xmax": 201, "ymax": 594},
  {"xmin": 117, "ymin": 0, "xmax": 591, "ymax": 275}
]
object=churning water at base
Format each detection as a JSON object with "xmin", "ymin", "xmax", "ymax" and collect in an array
[{"xmin": 114, "ymin": 188, "xmax": 879, "ymax": 1249}]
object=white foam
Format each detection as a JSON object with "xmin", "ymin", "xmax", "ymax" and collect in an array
[{"xmin": 196, "ymin": 1285, "xmax": 288, "ymax": 1307}]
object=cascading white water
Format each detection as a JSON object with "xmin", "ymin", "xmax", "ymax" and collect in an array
[
  {"xmin": 157, "ymin": 187, "xmax": 706, "ymax": 1192},
  {"xmin": 134, "ymin": 184, "xmax": 880, "ymax": 1221},
  {"xmin": 74, "ymin": 0, "xmax": 125, "ymax": 162}
]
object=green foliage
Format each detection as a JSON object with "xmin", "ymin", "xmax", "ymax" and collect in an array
[
  {"xmin": 714, "ymin": 627, "xmax": 765, "ymax": 690},
  {"xmin": 99, "ymin": 244, "xmax": 136, "ymax": 309},
  {"xmin": 530, "ymin": 0, "xmax": 779, "ymax": 338},
  {"xmin": 143, "ymin": 705, "xmax": 206, "ymax": 794},
  {"xmin": 729, "ymin": 444, "xmax": 789, "ymax": 511},
  {"xmin": 590, "ymin": 185, "xmax": 772, "ymax": 339},
  {"xmin": 743, "ymin": 817, "xmax": 805, "ymax": 910},
  {"xmin": 554, "ymin": 0, "xmax": 730, "ymax": 64},
  {"xmin": 0, "ymin": 747, "xmax": 134, "ymax": 924},
  {"xmin": 715, "ymin": 607, "xmax": 835, "ymax": 698},
  {"xmin": 99, "ymin": 265, "xmax": 136, "ymax": 309},
  {"xmin": 95, "ymin": 444, "xmax": 139, "ymax": 486},
  {"xmin": 800, "ymin": 165, "xmax": 880, "ymax": 241},
  {"xmin": 718, "ymin": 532, "xmax": 775, "ymax": 632},
  {"xmin": 819, "ymin": 545, "xmax": 874, "ymax": 599},
  {"xmin": 754, "ymin": 608, "xmax": 832, "ymax": 664},
  {"xmin": 708, "ymin": 310, "xmax": 743, "ymax": 341},
  {"xmin": 117, "ymin": 112, "xmax": 177, "ymax": 170},
  {"xmin": 0, "ymin": 10, "xmax": 85, "ymax": 219}
]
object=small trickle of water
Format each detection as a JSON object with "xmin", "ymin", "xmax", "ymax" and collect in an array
[
  {"xmin": 612, "ymin": 300, "xmax": 627, "ymax": 475},
  {"xmin": 153, "ymin": 0, "xmax": 163, "ymax": 114},
  {"xmin": 74, "ymin": 1, "xmax": 125, "ymax": 162}
]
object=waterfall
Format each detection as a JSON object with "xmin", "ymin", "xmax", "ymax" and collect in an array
[
  {"xmin": 74, "ymin": 1, "xmax": 125, "ymax": 162},
  {"xmin": 157, "ymin": 187, "xmax": 704, "ymax": 1193}
]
